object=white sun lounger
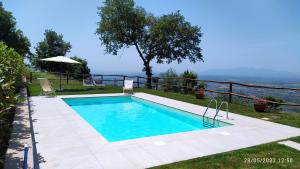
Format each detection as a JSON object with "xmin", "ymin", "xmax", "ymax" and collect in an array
[
  {"xmin": 38, "ymin": 78, "xmax": 56, "ymax": 96},
  {"xmin": 123, "ymin": 80, "xmax": 133, "ymax": 94},
  {"xmin": 93, "ymin": 79, "xmax": 105, "ymax": 88},
  {"xmin": 83, "ymin": 78, "xmax": 94, "ymax": 87}
]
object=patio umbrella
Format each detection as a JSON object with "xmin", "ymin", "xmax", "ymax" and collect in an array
[{"xmin": 40, "ymin": 56, "xmax": 81, "ymax": 90}]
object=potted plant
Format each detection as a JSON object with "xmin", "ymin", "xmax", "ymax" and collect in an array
[
  {"xmin": 195, "ymin": 82, "xmax": 207, "ymax": 99},
  {"xmin": 264, "ymin": 96, "xmax": 283, "ymax": 112},
  {"xmin": 159, "ymin": 68, "xmax": 177, "ymax": 93},
  {"xmin": 170, "ymin": 79, "xmax": 178, "ymax": 92},
  {"xmin": 253, "ymin": 97, "xmax": 267, "ymax": 112},
  {"xmin": 172, "ymin": 84, "xmax": 179, "ymax": 92},
  {"xmin": 162, "ymin": 83, "xmax": 169, "ymax": 92},
  {"xmin": 181, "ymin": 86, "xmax": 188, "ymax": 94},
  {"xmin": 188, "ymin": 86, "xmax": 194, "ymax": 94},
  {"xmin": 180, "ymin": 70, "xmax": 197, "ymax": 95}
]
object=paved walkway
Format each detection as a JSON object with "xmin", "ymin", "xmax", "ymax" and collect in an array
[
  {"xmin": 29, "ymin": 93, "xmax": 300, "ymax": 169},
  {"xmin": 5, "ymin": 87, "xmax": 34, "ymax": 169},
  {"xmin": 278, "ymin": 140, "xmax": 300, "ymax": 151}
]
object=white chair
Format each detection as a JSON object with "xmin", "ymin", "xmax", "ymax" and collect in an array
[
  {"xmin": 93, "ymin": 79, "xmax": 105, "ymax": 88},
  {"xmin": 83, "ymin": 78, "xmax": 94, "ymax": 87},
  {"xmin": 123, "ymin": 80, "xmax": 133, "ymax": 94}
]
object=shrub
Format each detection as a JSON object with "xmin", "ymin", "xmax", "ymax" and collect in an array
[
  {"xmin": 0, "ymin": 42, "xmax": 24, "ymax": 167},
  {"xmin": 264, "ymin": 96, "xmax": 283, "ymax": 112},
  {"xmin": 0, "ymin": 42, "xmax": 24, "ymax": 111},
  {"xmin": 159, "ymin": 68, "xmax": 178, "ymax": 86},
  {"xmin": 180, "ymin": 70, "xmax": 198, "ymax": 88},
  {"xmin": 195, "ymin": 81, "xmax": 207, "ymax": 90},
  {"xmin": 66, "ymin": 56, "xmax": 91, "ymax": 79}
]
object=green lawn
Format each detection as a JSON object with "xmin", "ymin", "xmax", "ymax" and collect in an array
[
  {"xmin": 28, "ymin": 72, "xmax": 123, "ymax": 96},
  {"xmin": 134, "ymin": 88, "xmax": 300, "ymax": 129},
  {"xmin": 150, "ymin": 138, "xmax": 300, "ymax": 169},
  {"xmin": 27, "ymin": 72, "xmax": 300, "ymax": 169}
]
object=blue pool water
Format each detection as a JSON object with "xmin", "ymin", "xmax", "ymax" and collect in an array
[{"xmin": 63, "ymin": 96, "xmax": 231, "ymax": 142}]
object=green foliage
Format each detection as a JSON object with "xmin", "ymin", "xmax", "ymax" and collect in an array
[
  {"xmin": 96, "ymin": 0, "xmax": 203, "ymax": 87},
  {"xmin": 0, "ymin": 2, "xmax": 31, "ymax": 57},
  {"xmin": 33, "ymin": 29, "xmax": 72, "ymax": 71},
  {"xmin": 96, "ymin": 0, "xmax": 148, "ymax": 55},
  {"xmin": 264, "ymin": 96, "xmax": 283, "ymax": 112},
  {"xmin": 151, "ymin": 136, "xmax": 300, "ymax": 169},
  {"xmin": 0, "ymin": 42, "xmax": 24, "ymax": 111},
  {"xmin": 159, "ymin": 68, "xmax": 178, "ymax": 86},
  {"xmin": 0, "ymin": 42, "xmax": 24, "ymax": 165},
  {"xmin": 180, "ymin": 70, "xmax": 198, "ymax": 87},
  {"xmin": 196, "ymin": 81, "xmax": 207, "ymax": 89},
  {"xmin": 66, "ymin": 56, "xmax": 91, "ymax": 78}
]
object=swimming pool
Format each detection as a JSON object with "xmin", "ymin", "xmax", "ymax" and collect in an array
[{"xmin": 63, "ymin": 96, "xmax": 231, "ymax": 142}]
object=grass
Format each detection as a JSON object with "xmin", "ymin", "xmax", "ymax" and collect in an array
[
  {"xmin": 150, "ymin": 136, "xmax": 300, "ymax": 169},
  {"xmin": 134, "ymin": 88, "xmax": 300, "ymax": 128},
  {"xmin": 28, "ymin": 72, "xmax": 300, "ymax": 128},
  {"xmin": 27, "ymin": 72, "xmax": 300, "ymax": 169},
  {"xmin": 28, "ymin": 72, "xmax": 123, "ymax": 96}
]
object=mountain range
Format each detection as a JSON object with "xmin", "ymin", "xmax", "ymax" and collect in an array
[{"xmin": 199, "ymin": 67, "xmax": 300, "ymax": 80}]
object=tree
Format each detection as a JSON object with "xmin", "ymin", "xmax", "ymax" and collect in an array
[
  {"xmin": 96, "ymin": 0, "xmax": 203, "ymax": 88},
  {"xmin": 66, "ymin": 56, "xmax": 91, "ymax": 78},
  {"xmin": 0, "ymin": 2, "xmax": 31, "ymax": 57},
  {"xmin": 159, "ymin": 68, "xmax": 178, "ymax": 86},
  {"xmin": 33, "ymin": 29, "xmax": 72, "ymax": 71},
  {"xmin": 180, "ymin": 70, "xmax": 198, "ymax": 87}
]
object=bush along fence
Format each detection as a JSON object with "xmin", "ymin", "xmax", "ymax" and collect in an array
[{"xmin": 28, "ymin": 72, "xmax": 300, "ymax": 108}]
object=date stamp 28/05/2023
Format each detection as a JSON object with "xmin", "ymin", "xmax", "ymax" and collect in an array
[{"xmin": 244, "ymin": 157, "xmax": 294, "ymax": 164}]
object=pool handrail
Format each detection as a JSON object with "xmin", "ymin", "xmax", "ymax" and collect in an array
[
  {"xmin": 203, "ymin": 99, "xmax": 218, "ymax": 118},
  {"xmin": 214, "ymin": 101, "xmax": 229, "ymax": 120}
]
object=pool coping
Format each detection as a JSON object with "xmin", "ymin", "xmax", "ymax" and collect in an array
[
  {"xmin": 63, "ymin": 94, "xmax": 233, "ymax": 142},
  {"xmin": 29, "ymin": 93, "xmax": 300, "ymax": 169}
]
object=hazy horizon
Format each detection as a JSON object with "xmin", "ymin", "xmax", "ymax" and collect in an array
[{"xmin": 2, "ymin": 0, "xmax": 300, "ymax": 76}]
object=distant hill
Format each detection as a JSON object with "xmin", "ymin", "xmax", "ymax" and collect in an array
[{"xmin": 199, "ymin": 67, "xmax": 300, "ymax": 80}]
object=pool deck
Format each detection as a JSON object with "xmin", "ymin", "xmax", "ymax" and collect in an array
[{"xmin": 29, "ymin": 93, "xmax": 300, "ymax": 169}]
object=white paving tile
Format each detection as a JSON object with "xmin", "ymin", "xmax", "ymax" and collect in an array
[
  {"xmin": 119, "ymin": 145, "xmax": 161, "ymax": 168},
  {"xmin": 278, "ymin": 140, "xmax": 300, "ymax": 151},
  {"xmin": 29, "ymin": 92, "xmax": 300, "ymax": 169},
  {"xmin": 93, "ymin": 150, "xmax": 138, "ymax": 169},
  {"xmin": 39, "ymin": 154, "xmax": 103, "ymax": 169}
]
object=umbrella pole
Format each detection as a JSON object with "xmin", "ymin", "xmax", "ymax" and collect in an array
[
  {"xmin": 60, "ymin": 62, "xmax": 62, "ymax": 90},
  {"xmin": 60, "ymin": 73, "xmax": 62, "ymax": 90}
]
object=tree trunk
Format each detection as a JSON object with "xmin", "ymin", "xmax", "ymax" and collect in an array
[
  {"xmin": 143, "ymin": 62, "xmax": 152, "ymax": 89},
  {"xmin": 133, "ymin": 43, "xmax": 153, "ymax": 89}
]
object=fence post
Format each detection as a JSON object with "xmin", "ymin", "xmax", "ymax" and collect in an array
[
  {"xmin": 123, "ymin": 76, "xmax": 126, "ymax": 86},
  {"xmin": 30, "ymin": 72, "xmax": 32, "ymax": 83},
  {"xmin": 66, "ymin": 73, "xmax": 69, "ymax": 85},
  {"xmin": 137, "ymin": 76, "xmax": 140, "ymax": 88},
  {"xmin": 156, "ymin": 78, "xmax": 159, "ymax": 90},
  {"xmin": 229, "ymin": 82, "xmax": 233, "ymax": 103}
]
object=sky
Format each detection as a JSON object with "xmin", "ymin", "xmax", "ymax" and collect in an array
[{"xmin": 2, "ymin": 0, "xmax": 300, "ymax": 75}]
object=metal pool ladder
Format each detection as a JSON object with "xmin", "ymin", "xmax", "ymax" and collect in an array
[
  {"xmin": 203, "ymin": 99, "xmax": 218, "ymax": 127},
  {"xmin": 214, "ymin": 101, "xmax": 229, "ymax": 120},
  {"xmin": 203, "ymin": 99, "xmax": 229, "ymax": 127}
]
